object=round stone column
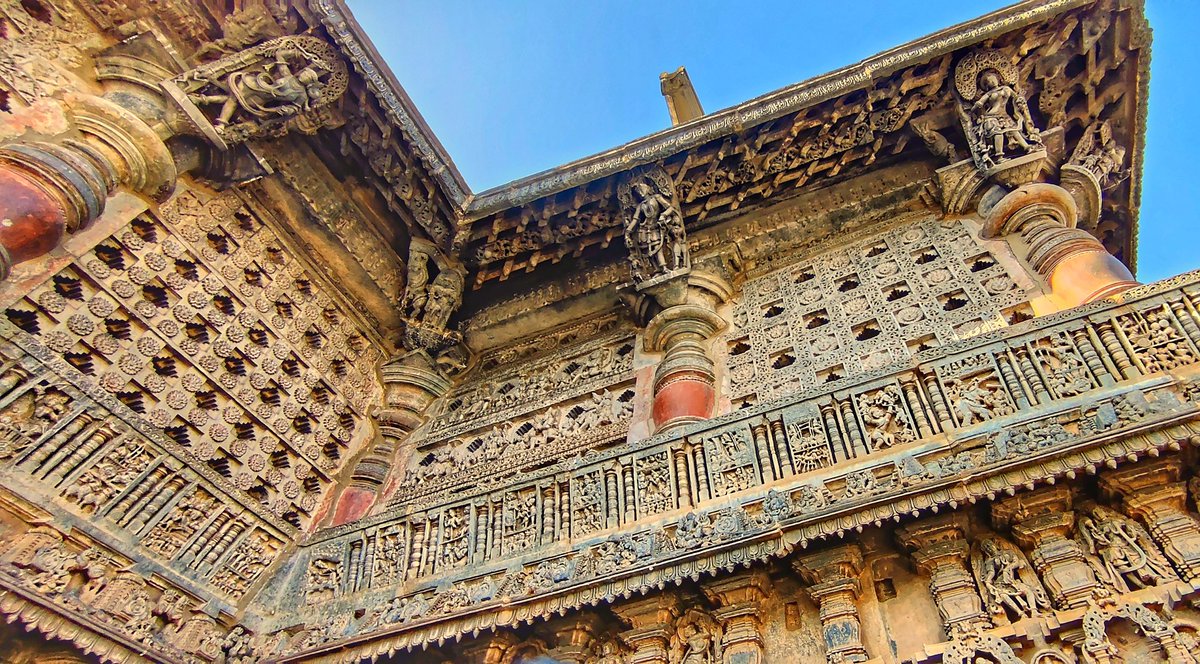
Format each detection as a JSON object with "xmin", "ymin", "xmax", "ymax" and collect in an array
[
  {"xmin": 642, "ymin": 270, "xmax": 731, "ymax": 433},
  {"xmin": 981, "ymin": 183, "xmax": 1136, "ymax": 309},
  {"xmin": 331, "ymin": 350, "xmax": 450, "ymax": 525},
  {"xmin": 0, "ymin": 94, "xmax": 174, "ymax": 279}
]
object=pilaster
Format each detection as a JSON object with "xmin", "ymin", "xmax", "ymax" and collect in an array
[
  {"xmin": 992, "ymin": 486, "xmax": 1102, "ymax": 609},
  {"xmin": 702, "ymin": 570, "xmax": 771, "ymax": 664},
  {"xmin": 896, "ymin": 513, "xmax": 991, "ymax": 635},
  {"xmin": 612, "ymin": 594, "xmax": 681, "ymax": 664},
  {"xmin": 792, "ymin": 544, "xmax": 869, "ymax": 663}
]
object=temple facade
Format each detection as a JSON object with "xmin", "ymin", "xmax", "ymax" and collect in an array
[{"xmin": 0, "ymin": 0, "xmax": 1197, "ymax": 662}]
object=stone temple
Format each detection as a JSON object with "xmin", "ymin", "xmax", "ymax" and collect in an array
[{"xmin": 0, "ymin": 0, "xmax": 1198, "ymax": 662}]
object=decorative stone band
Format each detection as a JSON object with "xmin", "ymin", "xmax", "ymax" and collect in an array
[
  {"xmin": 0, "ymin": 581, "xmax": 177, "ymax": 664},
  {"xmin": 283, "ymin": 420, "xmax": 1200, "ymax": 662},
  {"xmin": 279, "ymin": 271, "xmax": 1200, "ymax": 658}
]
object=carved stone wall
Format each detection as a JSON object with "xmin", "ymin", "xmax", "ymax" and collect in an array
[
  {"xmin": 723, "ymin": 215, "xmax": 1034, "ymax": 407},
  {"xmin": 392, "ymin": 312, "xmax": 637, "ymax": 501},
  {"xmin": 0, "ymin": 186, "xmax": 385, "ymax": 534}
]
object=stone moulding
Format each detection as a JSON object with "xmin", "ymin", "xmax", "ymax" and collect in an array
[
  {"xmin": 0, "ymin": 583, "xmax": 160, "ymax": 664},
  {"xmin": 276, "ymin": 269, "xmax": 1200, "ymax": 659}
]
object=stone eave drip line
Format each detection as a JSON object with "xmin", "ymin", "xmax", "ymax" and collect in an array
[{"xmin": 306, "ymin": 0, "xmax": 1150, "ymax": 242}]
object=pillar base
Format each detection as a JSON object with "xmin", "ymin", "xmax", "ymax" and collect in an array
[{"xmin": 652, "ymin": 374, "xmax": 715, "ymax": 432}]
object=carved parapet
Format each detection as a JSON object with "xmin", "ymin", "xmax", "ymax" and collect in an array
[
  {"xmin": 897, "ymin": 513, "xmax": 991, "ymax": 634},
  {"xmin": 1099, "ymin": 457, "xmax": 1200, "ymax": 582},
  {"xmin": 792, "ymin": 544, "xmax": 868, "ymax": 663},
  {"xmin": 981, "ymin": 183, "xmax": 1136, "ymax": 308}
]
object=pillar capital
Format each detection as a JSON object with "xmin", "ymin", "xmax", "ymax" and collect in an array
[{"xmin": 897, "ymin": 514, "xmax": 991, "ymax": 634}]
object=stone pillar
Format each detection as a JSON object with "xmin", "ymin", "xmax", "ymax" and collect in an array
[
  {"xmin": 0, "ymin": 94, "xmax": 175, "ymax": 279},
  {"xmin": 792, "ymin": 544, "xmax": 869, "ymax": 663},
  {"xmin": 461, "ymin": 632, "xmax": 519, "ymax": 664},
  {"xmin": 612, "ymin": 594, "xmax": 681, "ymax": 664},
  {"xmin": 642, "ymin": 269, "xmax": 731, "ymax": 433},
  {"xmin": 896, "ymin": 514, "xmax": 991, "ymax": 635},
  {"xmin": 992, "ymin": 486, "xmax": 1102, "ymax": 610},
  {"xmin": 702, "ymin": 570, "xmax": 770, "ymax": 664},
  {"xmin": 1099, "ymin": 457, "xmax": 1200, "ymax": 582},
  {"xmin": 332, "ymin": 351, "xmax": 450, "ymax": 525},
  {"xmin": 981, "ymin": 183, "xmax": 1136, "ymax": 309}
]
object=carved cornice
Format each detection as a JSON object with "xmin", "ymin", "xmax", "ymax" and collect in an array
[{"xmin": 307, "ymin": 0, "xmax": 469, "ymax": 208}]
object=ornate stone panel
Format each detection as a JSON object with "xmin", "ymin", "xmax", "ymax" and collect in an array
[
  {"xmin": 724, "ymin": 216, "xmax": 1029, "ymax": 406},
  {"xmin": 0, "ymin": 354, "xmax": 286, "ymax": 603},
  {"xmin": 395, "ymin": 315, "xmax": 637, "ymax": 500},
  {"xmin": 1, "ymin": 187, "xmax": 384, "ymax": 529}
]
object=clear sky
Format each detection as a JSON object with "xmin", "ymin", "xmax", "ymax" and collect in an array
[{"xmin": 346, "ymin": 0, "xmax": 1199, "ymax": 282}]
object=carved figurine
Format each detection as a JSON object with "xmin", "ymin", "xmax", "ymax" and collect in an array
[
  {"xmin": 972, "ymin": 537, "xmax": 1049, "ymax": 621},
  {"xmin": 671, "ymin": 611, "xmax": 721, "ymax": 664},
  {"xmin": 420, "ymin": 270, "xmax": 462, "ymax": 333},
  {"xmin": 189, "ymin": 50, "xmax": 325, "ymax": 129},
  {"xmin": 1069, "ymin": 120, "xmax": 1127, "ymax": 189},
  {"xmin": 215, "ymin": 625, "xmax": 255, "ymax": 664},
  {"xmin": 948, "ymin": 375, "xmax": 1011, "ymax": 426},
  {"xmin": 618, "ymin": 169, "xmax": 688, "ymax": 283},
  {"xmin": 953, "ymin": 50, "xmax": 1042, "ymax": 171},
  {"xmin": 402, "ymin": 244, "xmax": 431, "ymax": 320},
  {"xmin": 1076, "ymin": 506, "xmax": 1177, "ymax": 593},
  {"xmin": 168, "ymin": 36, "xmax": 347, "ymax": 145}
]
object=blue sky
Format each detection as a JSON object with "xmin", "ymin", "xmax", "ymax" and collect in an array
[{"xmin": 346, "ymin": 1, "xmax": 1199, "ymax": 281}]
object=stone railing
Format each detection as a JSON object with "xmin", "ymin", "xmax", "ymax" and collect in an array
[{"xmin": 269, "ymin": 271, "xmax": 1200, "ymax": 657}]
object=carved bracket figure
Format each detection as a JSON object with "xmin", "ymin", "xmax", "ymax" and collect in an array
[
  {"xmin": 398, "ymin": 238, "xmax": 466, "ymax": 360},
  {"xmin": 953, "ymin": 49, "xmax": 1045, "ymax": 185},
  {"xmin": 617, "ymin": 165, "xmax": 689, "ymax": 287},
  {"xmin": 163, "ymin": 35, "xmax": 348, "ymax": 150}
]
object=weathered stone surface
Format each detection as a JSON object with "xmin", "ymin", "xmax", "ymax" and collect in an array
[{"xmin": 0, "ymin": 1, "xmax": 1196, "ymax": 663}]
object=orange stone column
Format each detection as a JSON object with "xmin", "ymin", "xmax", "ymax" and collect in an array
[
  {"xmin": 332, "ymin": 351, "xmax": 450, "ymax": 525},
  {"xmin": 981, "ymin": 183, "xmax": 1136, "ymax": 309},
  {"xmin": 643, "ymin": 269, "xmax": 731, "ymax": 433}
]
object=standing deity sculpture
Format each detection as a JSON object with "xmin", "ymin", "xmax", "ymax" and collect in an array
[
  {"xmin": 165, "ymin": 35, "xmax": 348, "ymax": 147},
  {"xmin": 402, "ymin": 241, "xmax": 433, "ymax": 321},
  {"xmin": 422, "ymin": 269, "xmax": 464, "ymax": 333},
  {"xmin": 670, "ymin": 610, "xmax": 721, "ymax": 664},
  {"xmin": 953, "ymin": 50, "xmax": 1043, "ymax": 171},
  {"xmin": 618, "ymin": 167, "xmax": 689, "ymax": 284},
  {"xmin": 1076, "ymin": 505, "xmax": 1177, "ymax": 593},
  {"xmin": 972, "ymin": 537, "xmax": 1050, "ymax": 621}
]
